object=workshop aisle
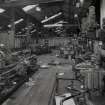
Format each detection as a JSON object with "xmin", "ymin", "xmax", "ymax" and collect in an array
[{"xmin": 2, "ymin": 54, "xmax": 73, "ymax": 105}]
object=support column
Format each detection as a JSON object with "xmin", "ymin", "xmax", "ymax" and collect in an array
[
  {"xmin": 9, "ymin": 8, "xmax": 15, "ymax": 49},
  {"xmin": 26, "ymin": 15, "xmax": 31, "ymax": 48},
  {"xmin": 63, "ymin": 0, "xmax": 70, "ymax": 22}
]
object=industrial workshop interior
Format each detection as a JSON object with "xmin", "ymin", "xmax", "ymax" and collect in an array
[{"xmin": 0, "ymin": 0, "xmax": 105, "ymax": 105}]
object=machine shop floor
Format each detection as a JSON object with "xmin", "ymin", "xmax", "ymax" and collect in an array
[{"xmin": 2, "ymin": 54, "xmax": 73, "ymax": 105}]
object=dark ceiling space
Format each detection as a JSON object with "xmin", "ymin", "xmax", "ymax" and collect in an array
[
  {"xmin": 0, "ymin": 0, "xmax": 100, "ymax": 33},
  {"xmin": 0, "ymin": 0, "xmax": 64, "ymax": 7},
  {"xmin": 27, "ymin": 2, "xmax": 63, "ymax": 21},
  {"xmin": 0, "ymin": 0, "xmax": 64, "ymax": 32},
  {"xmin": 95, "ymin": 0, "xmax": 100, "ymax": 24}
]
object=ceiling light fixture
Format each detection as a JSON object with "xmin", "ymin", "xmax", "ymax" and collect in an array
[
  {"xmin": 23, "ymin": 4, "xmax": 38, "ymax": 12},
  {"xmin": 80, "ymin": 0, "xmax": 84, "ymax": 4},
  {"xmin": 55, "ymin": 21, "xmax": 68, "ymax": 24},
  {"xmin": 35, "ymin": 6, "xmax": 41, "ymax": 12},
  {"xmin": 0, "ymin": 8, "xmax": 5, "ymax": 13},
  {"xmin": 41, "ymin": 12, "xmax": 62, "ymax": 23},
  {"xmin": 45, "ymin": 16, "xmax": 48, "ymax": 19},
  {"xmin": 44, "ymin": 24, "xmax": 63, "ymax": 28},
  {"xmin": 74, "ymin": 14, "xmax": 78, "ymax": 18},
  {"xmin": 15, "ymin": 18, "xmax": 24, "ymax": 24},
  {"xmin": 8, "ymin": 18, "xmax": 24, "ymax": 28}
]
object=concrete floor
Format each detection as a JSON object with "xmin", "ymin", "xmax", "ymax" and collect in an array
[{"xmin": 2, "ymin": 54, "xmax": 73, "ymax": 105}]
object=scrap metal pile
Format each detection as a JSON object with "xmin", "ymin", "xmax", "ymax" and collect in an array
[{"xmin": 0, "ymin": 49, "xmax": 39, "ymax": 104}]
